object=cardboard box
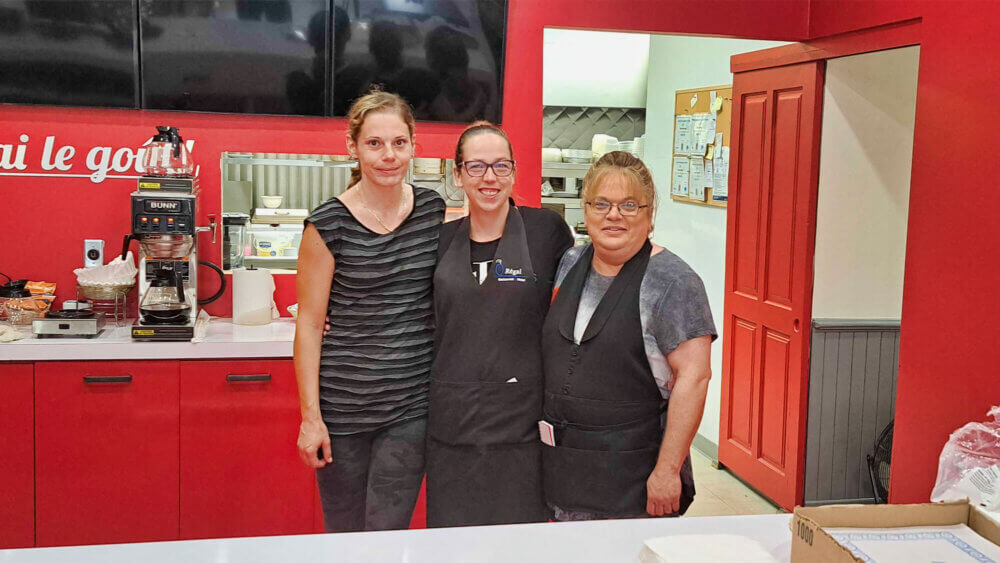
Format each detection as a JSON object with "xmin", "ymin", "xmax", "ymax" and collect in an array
[{"xmin": 790, "ymin": 500, "xmax": 1000, "ymax": 562}]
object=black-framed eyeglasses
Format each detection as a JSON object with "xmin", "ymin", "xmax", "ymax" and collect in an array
[
  {"xmin": 460, "ymin": 159, "xmax": 516, "ymax": 177},
  {"xmin": 585, "ymin": 199, "xmax": 649, "ymax": 216}
]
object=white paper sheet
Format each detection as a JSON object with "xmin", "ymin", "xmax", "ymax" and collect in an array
[
  {"xmin": 689, "ymin": 158, "xmax": 706, "ymax": 201},
  {"xmin": 713, "ymin": 147, "xmax": 729, "ymax": 200},
  {"xmin": 689, "ymin": 113, "xmax": 715, "ymax": 156},
  {"xmin": 827, "ymin": 524, "xmax": 1000, "ymax": 562},
  {"xmin": 702, "ymin": 113, "xmax": 717, "ymax": 144},
  {"xmin": 674, "ymin": 115, "xmax": 693, "ymax": 155},
  {"xmin": 704, "ymin": 160, "xmax": 714, "ymax": 189},
  {"xmin": 672, "ymin": 156, "xmax": 689, "ymax": 197}
]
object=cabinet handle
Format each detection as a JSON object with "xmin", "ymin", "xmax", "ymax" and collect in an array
[
  {"xmin": 83, "ymin": 375, "xmax": 133, "ymax": 384},
  {"xmin": 226, "ymin": 374, "xmax": 271, "ymax": 383}
]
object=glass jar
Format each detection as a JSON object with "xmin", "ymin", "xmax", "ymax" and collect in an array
[{"xmin": 4, "ymin": 296, "xmax": 50, "ymax": 325}]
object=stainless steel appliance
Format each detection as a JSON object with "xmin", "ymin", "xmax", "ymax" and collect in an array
[
  {"xmin": 122, "ymin": 130, "xmax": 224, "ymax": 341},
  {"xmin": 122, "ymin": 190, "xmax": 225, "ymax": 341},
  {"xmin": 32, "ymin": 310, "xmax": 107, "ymax": 338}
]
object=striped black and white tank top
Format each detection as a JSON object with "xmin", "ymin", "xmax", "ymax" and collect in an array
[{"xmin": 305, "ymin": 187, "xmax": 445, "ymax": 435}]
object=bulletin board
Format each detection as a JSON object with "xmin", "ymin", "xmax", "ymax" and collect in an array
[{"xmin": 670, "ymin": 85, "xmax": 732, "ymax": 209}]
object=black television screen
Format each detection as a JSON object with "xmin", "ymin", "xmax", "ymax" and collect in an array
[
  {"xmin": 332, "ymin": 0, "xmax": 506, "ymax": 123},
  {"xmin": 139, "ymin": 0, "xmax": 330, "ymax": 115},
  {"xmin": 0, "ymin": 0, "xmax": 138, "ymax": 108}
]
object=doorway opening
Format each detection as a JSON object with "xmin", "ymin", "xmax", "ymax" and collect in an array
[{"xmin": 805, "ymin": 46, "xmax": 919, "ymax": 506}]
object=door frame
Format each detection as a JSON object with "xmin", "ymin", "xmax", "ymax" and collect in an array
[
  {"xmin": 721, "ymin": 18, "xmax": 921, "ymax": 508},
  {"xmin": 731, "ymin": 18, "xmax": 921, "ymax": 74}
]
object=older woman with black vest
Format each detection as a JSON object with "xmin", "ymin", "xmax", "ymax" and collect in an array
[{"xmin": 541, "ymin": 151, "xmax": 716, "ymax": 520}]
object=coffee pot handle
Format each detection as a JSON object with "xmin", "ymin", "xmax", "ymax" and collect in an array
[
  {"xmin": 121, "ymin": 234, "xmax": 136, "ymax": 261},
  {"xmin": 174, "ymin": 269, "xmax": 186, "ymax": 306}
]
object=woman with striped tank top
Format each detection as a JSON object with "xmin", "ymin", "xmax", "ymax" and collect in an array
[{"xmin": 294, "ymin": 90, "xmax": 445, "ymax": 532}]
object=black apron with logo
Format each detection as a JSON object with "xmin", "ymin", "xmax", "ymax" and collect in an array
[
  {"xmin": 426, "ymin": 205, "xmax": 550, "ymax": 527},
  {"xmin": 541, "ymin": 241, "xmax": 695, "ymax": 517}
]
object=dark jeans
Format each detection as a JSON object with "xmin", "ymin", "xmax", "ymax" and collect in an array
[{"xmin": 316, "ymin": 416, "xmax": 426, "ymax": 532}]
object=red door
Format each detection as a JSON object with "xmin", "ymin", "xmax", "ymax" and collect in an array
[
  {"xmin": 718, "ymin": 61, "xmax": 824, "ymax": 511},
  {"xmin": 0, "ymin": 363, "xmax": 34, "ymax": 548},
  {"xmin": 179, "ymin": 360, "xmax": 314, "ymax": 539},
  {"xmin": 35, "ymin": 361, "xmax": 180, "ymax": 547}
]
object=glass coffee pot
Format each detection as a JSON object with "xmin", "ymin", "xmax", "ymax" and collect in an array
[
  {"xmin": 141, "ymin": 126, "xmax": 195, "ymax": 177},
  {"xmin": 139, "ymin": 269, "xmax": 190, "ymax": 324}
]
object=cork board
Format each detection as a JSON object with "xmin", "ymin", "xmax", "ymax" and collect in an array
[{"xmin": 670, "ymin": 85, "xmax": 731, "ymax": 209}]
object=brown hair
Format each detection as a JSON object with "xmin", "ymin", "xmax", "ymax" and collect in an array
[
  {"xmin": 455, "ymin": 121, "xmax": 514, "ymax": 166},
  {"xmin": 581, "ymin": 151, "xmax": 657, "ymax": 220},
  {"xmin": 346, "ymin": 89, "xmax": 416, "ymax": 187}
]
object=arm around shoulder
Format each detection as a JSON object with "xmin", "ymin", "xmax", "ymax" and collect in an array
[{"xmin": 294, "ymin": 223, "xmax": 335, "ymax": 467}]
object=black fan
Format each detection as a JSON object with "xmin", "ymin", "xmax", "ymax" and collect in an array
[{"xmin": 867, "ymin": 421, "xmax": 894, "ymax": 504}]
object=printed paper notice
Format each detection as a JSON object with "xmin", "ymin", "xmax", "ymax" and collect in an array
[
  {"xmin": 674, "ymin": 115, "xmax": 693, "ymax": 155},
  {"xmin": 713, "ymin": 147, "xmax": 729, "ymax": 200},
  {"xmin": 672, "ymin": 156, "xmax": 690, "ymax": 197},
  {"xmin": 689, "ymin": 158, "xmax": 706, "ymax": 201},
  {"xmin": 704, "ymin": 160, "xmax": 714, "ymax": 189},
  {"xmin": 690, "ymin": 113, "xmax": 715, "ymax": 156}
]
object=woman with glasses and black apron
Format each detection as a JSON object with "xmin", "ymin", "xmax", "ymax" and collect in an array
[{"xmin": 426, "ymin": 122, "xmax": 574, "ymax": 527}]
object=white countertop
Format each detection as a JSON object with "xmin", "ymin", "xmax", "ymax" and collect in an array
[
  {"xmin": 0, "ymin": 318, "xmax": 295, "ymax": 362},
  {"xmin": 0, "ymin": 514, "xmax": 794, "ymax": 562}
]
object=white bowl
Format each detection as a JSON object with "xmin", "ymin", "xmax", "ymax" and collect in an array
[{"xmin": 261, "ymin": 195, "xmax": 283, "ymax": 208}]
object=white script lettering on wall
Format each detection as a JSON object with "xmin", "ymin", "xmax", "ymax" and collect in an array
[{"xmin": 0, "ymin": 135, "xmax": 198, "ymax": 183}]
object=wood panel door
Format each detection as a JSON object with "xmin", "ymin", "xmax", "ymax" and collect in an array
[{"xmin": 718, "ymin": 61, "xmax": 824, "ymax": 511}]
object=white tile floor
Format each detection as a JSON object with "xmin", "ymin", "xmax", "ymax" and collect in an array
[{"xmin": 684, "ymin": 449, "xmax": 786, "ymax": 517}]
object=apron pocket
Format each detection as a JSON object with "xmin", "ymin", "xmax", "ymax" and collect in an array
[
  {"xmin": 556, "ymin": 415, "xmax": 662, "ymax": 451},
  {"xmin": 428, "ymin": 378, "xmax": 541, "ymax": 445},
  {"xmin": 543, "ymin": 444, "xmax": 658, "ymax": 517}
]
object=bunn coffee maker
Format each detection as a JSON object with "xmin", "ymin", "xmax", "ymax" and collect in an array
[{"xmin": 122, "ymin": 126, "xmax": 225, "ymax": 341}]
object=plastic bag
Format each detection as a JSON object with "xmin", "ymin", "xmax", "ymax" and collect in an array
[{"xmin": 930, "ymin": 406, "xmax": 1000, "ymax": 509}]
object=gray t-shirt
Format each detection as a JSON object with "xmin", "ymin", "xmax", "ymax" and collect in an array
[{"xmin": 555, "ymin": 244, "xmax": 717, "ymax": 398}]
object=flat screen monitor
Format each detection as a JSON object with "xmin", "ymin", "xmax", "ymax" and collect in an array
[
  {"xmin": 332, "ymin": 0, "xmax": 506, "ymax": 123},
  {"xmin": 0, "ymin": 0, "xmax": 139, "ymax": 108},
  {"xmin": 140, "ymin": 0, "xmax": 330, "ymax": 115}
]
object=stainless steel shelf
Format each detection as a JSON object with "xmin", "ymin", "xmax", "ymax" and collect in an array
[{"xmin": 542, "ymin": 162, "xmax": 592, "ymax": 179}]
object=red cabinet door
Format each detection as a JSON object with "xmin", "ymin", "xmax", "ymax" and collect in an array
[
  {"xmin": 0, "ymin": 363, "xmax": 34, "ymax": 548},
  {"xmin": 179, "ymin": 360, "xmax": 314, "ymax": 539},
  {"xmin": 719, "ymin": 61, "xmax": 824, "ymax": 511},
  {"xmin": 35, "ymin": 361, "xmax": 180, "ymax": 547}
]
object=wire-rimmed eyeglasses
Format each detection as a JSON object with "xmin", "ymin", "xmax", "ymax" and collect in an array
[{"xmin": 585, "ymin": 199, "xmax": 650, "ymax": 216}]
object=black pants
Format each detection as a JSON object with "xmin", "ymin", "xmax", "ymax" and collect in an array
[{"xmin": 315, "ymin": 417, "xmax": 426, "ymax": 532}]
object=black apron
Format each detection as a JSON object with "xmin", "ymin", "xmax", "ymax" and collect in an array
[
  {"xmin": 541, "ymin": 241, "xmax": 695, "ymax": 517},
  {"xmin": 426, "ymin": 205, "xmax": 550, "ymax": 527}
]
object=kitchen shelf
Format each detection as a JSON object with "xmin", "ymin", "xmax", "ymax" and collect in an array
[
  {"xmin": 244, "ymin": 256, "xmax": 298, "ymax": 262},
  {"xmin": 542, "ymin": 162, "xmax": 592, "ymax": 179},
  {"xmin": 224, "ymin": 156, "xmax": 356, "ymax": 168},
  {"xmin": 541, "ymin": 196, "xmax": 582, "ymax": 209}
]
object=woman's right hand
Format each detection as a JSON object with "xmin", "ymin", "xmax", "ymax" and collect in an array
[{"xmin": 298, "ymin": 417, "xmax": 333, "ymax": 468}]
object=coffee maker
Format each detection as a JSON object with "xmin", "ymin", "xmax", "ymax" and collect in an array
[{"xmin": 122, "ymin": 127, "xmax": 224, "ymax": 341}]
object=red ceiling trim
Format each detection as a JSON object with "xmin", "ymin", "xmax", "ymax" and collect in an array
[{"xmin": 731, "ymin": 18, "xmax": 921, "ymax": 73}]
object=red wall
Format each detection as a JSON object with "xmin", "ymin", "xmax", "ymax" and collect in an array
[
  {"xmin": 806, "ymin": 2, "xmax": 1000, "ymax": 504},
  {"xmin": 0, "ymin": 0, "xmax": 808, "ymax": 317}
]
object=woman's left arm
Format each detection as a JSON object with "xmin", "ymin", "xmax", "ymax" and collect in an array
[{"xmin": 646, "ymin": 334, "xmax": 713, "ymax": 516}]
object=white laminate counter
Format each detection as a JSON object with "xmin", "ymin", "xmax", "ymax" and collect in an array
[
  {"xmin": 0, "ymin": 514, "xmax": 794, "ymax": 562},
  {"xmin": 0, "ymin": 318, "xmax": 295, "ymax": 362}
]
